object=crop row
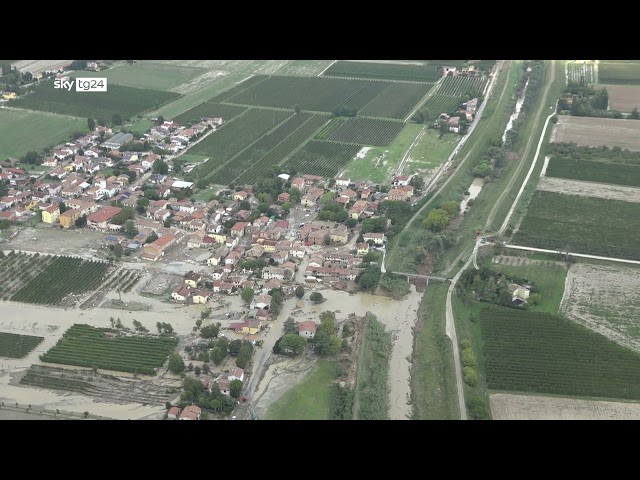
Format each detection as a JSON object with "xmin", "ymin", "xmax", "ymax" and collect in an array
[
  {"xmin": 40, "ymin": 324, "xmax": 177, "ymax": 375},
  {"xmin": 173, "ymin": 102, "xmax": 247, "ymax": 126},
  {"xmin": 11, "ymin": 79, "xmax": 181, "ymax": 120},
  {"xmin": 598, "ymin": 63, "xmax": 640, "ymax": 85},
  {"xmin": 323, "ymin": 60, "xmax": 440, "ymax": 82},
  {"xmin": 11, "ymin": 256, "xmax": 109, "ymax": 305},
  {"xmin": 436, "ymin": 76, "xmax": 487, "ymax": 97},
  {"xmin": 326, "ymin": 117, "xmax": 404, "ymax": 147},
  {"xmin": 233, "ymin": 115, "xmax": 329, "ymax": 186},
  {"xmin": 546, "ymin": 157, "xmax": 640, "ymax": 187},
  {"xmin": 208, "ymin": 112, "xmax": 315, "ymax": 185},
  {"xmin": 0, "ymin": 332, "xmax": 44, "ymax": 359},
  {"xmin": 480, "ymin": 306, "xmax": 640, "ymax": 400},
  {"xmin": 191, "ymin": 108, "xmax": 292, "ymax": 179},
  {"xmin": 422, "ymin": 94, "xmax": 464, "ymax": 116},
  {"xmin": 283, "ymin": 140, "xmax": 362, "ymax": 178},
  {"xmin": 208, "ymin": 75, "xmax": 270, "ymax": 103},
  {"xmin": 315, "ymin": 117, "xmax": 347, "ymax": 140},
  {"xmin": 20, "ymin": 372, "xmax": 94, "ymax": 394},
  {"xmin": 566, "ymin": 62, "xmax": 596, "ymax": 85},
  {"xmin": 512, "ymin": 191, "xmax": 640, "ymax": 261},
  {"xmin": 360, "ymin": 82, "xmax": 433, "ymax": 119}
]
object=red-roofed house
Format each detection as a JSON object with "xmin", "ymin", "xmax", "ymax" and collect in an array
[
  {"xmin": 167, "ymin": 406, "xmax": 180, "ymax": 419},
  {"xmin": 291, "ymin": 177, "xmax": 305, "ymax": 190},
  {"xmin": 277, "ymin": 192, "xmax": 290, "ymax": 203},
  {"xmin": 143, "ymin": 234, "xmax": 177, "ymax": 261},
  {"xmin": 230, "ymin": 222, "xmax": 249, "ymax": 237},
  {"xmin": 391, "ymin": 175, "xmax": 411, "ymax": 187},
  {"xmin": 298, "ymin": 321, "xmax": 317, "ymax": 339},
  {"xmin": 179, "ymin": 405, "xmax": 202, "ymax": 420},
  {"xmin": 87, "ymin": 206, "xmax": 121, "ymax": 230}
]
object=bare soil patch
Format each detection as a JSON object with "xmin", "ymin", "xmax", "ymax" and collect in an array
[
  {"xmin": 551, "ymin": 115, "xmax": 640, "ymax": 151},
  {"xmin": 537, "ymin": 176, "xmax": 640, "ymax": 203},
  {"xmin": 490, "ymin": 393, "xmax": 640, "ymax": 420},
  {"xmin": 599, "ymin": 84, "xmax": 640, "ymax": 112},
  {"xmin": 560, "ymin": 264, "xmax": 640, "ymax": 352}
]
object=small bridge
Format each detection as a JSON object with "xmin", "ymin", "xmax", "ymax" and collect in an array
[{"xmin": 390, "ymin": 272, "xmax": 449, "ymax": 282}]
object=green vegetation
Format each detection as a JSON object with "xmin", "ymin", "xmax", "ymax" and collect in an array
[
  {"xmin": 0, "ymin": 109, "xmax": 86, "ymax": 160},
  {"xmin": 191, "ymin": 108, "xmax": 291, "ymax": 179},
  {"xmin": 356, "ymin": 313, "xmax": 391, "ymax": 420},
  {"xmin": 513, "ymin": 190, "xmax": 640, "ymax": 260},
  {"xmin": 265, "ymin": 359, "xmax": 339, "ymax": 420},
  {"xmin": 0, "ymin": 332, "xmax": 44, "ymax": 358},
  {"xmin": 360, "ymin": 82, "xmax": 434, "ymax": 119},
  {"xmin": 421, "ymin": 95, "xmax": 462, "ymax": 117},
  {"xmin": 438, "ymin": 76, "xmax": 488, "ymax": 97},
  {"xmin": 12, "ymin": 80, "xmax": 181, "ymax": 120},
  {"xmin": 546, "ymin": 157, "xmax": 640, "ymax": 187},
  {"xmin": 326, "ymin": 117, "xmax": 404, "ymax": 146},
  {"xmin": 480, "ymin": 306, "xmax": 640, "ymax": 400},
  {"xmin": 74, "ymin": 61, "xmax": 207, "ymax": 91},
  {"xmin": 314, "ymin": 117, "xmax": 347, "ymax": 140},
  {"xmin": 411, "ymin": 283, "xmax": 459, "ymax": 419},
  {"xmin": 208, "ymin": 75, "xmax": 270, "ymax": 103},
  {"xmin": 11, "ymin": 256, "xmax": 109, "ymax": 305},
  {"xmin": 41, "ymin": 324, "xmax": 177, "ymax": 375},
  {"xmin": 173, "ymin": 102, "xmax": 247, "ymax": 126},
  {"xmin": 379, "ymin": 273, "xmax": 410, "ymax": 299},
  {"xmin": 283, "ymin": 140, "xmax": 362, "ymax": 178},
  {"xmin": 329, "ymin": 384, "xmax": 354, "ymax": 419},
  {"xmin": 323, "ymin": 60, "xmax": 439, "ymax": 82},
  {"xmin": 566, "ymin": 61, "xmax": 596, "ymax": 84},
  {"xmin": 598, "ymin": 62, "xmax": 640, "ymax": 85}
]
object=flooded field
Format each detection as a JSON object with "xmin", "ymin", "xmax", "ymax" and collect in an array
[{"xmin": 459, "ymin": 177, "xmax": 485, "ymax": 213}]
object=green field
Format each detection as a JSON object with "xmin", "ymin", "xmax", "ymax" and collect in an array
[
  {"xmin": 421, "ymin": 95, "xmax": 463, "ymax": 116},
  {"xmin": 411, "ymin": 283, "xmax": 459, "ymax": 419},
  {"xmin": 406, "ymin": 129, "xmax": 460, "ymax": 174},
  {"xmin": 41, "ymin": 324, "xmax": 177, "ymax": 376},
  {"xmin": 75, "ymin": 61, "xmax": 207, "ymax": 91},
  {"xmin": 513, "ymin": 190, "xmax": 640, "ymax": 260},
  {"xmin": 265, "ymin": 359, "xmax": 339, "ymax": 420},
  {"xmin": 176, "ymin": 153, "xmax": 210, "ymax": 164},
  {"xmin": 546, "ymin": 157, "xmax": 640, "ymax": 187},
  {"xmin": 598, "ymin": 62, "xmax": 640, "ymax": 85},
  {"xmin": 11, "ymin": 79, "xmax": 181, "ymax": 121},
  {"xmin": 282, "ymin": 140, "xmax": 362, "ymax": 178},
  {"xmin": 359, "ymin": 82, "xmax": 434, "ymax": 119},
  {"xmin": 326, "ymin": 117, "xmax": 404, "ymax": 146},
  {"xmin": 480, "ymin": 306, "xmax": 640, "ymax": 400},
  {"xmin": 173, "ymin": 102, "xmax": 247, "ymax": 126},
  {"xmin": 323, "ymin": 61, "xmax": 440, "ymax": 82},
  {"xmin": 0, "ymin": 109, "xmax": 86, "ymax": 160},
  {"xmin": 275, "ymin": 60, "xmax": 337, "ymax": 76},
  {"xmin": 437, "ymin": 76, "xmax": 488, "ymax": 97},
  {"xmin": 355, "ymin": 313, "xmax": 391, "ymax": 420},
  {"xmin": 487, "ymin": 259, "xmax": 568, "ymax": 314},
  {"xmin": 0, "ymin": 332, "xmax": 44, "ymax": 359}
]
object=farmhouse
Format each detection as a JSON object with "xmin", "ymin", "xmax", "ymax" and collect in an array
[
  {"xmin": 172, "ymin": 284, "xmax": 194, "ymax": 302},
  {"xmin": 298, "ymin": 320, "xmax": 317, "ymax": 339},
  {"xmin": 179, "ymin": 405, "xmax": 202, "ymax": 420},
  {"xmin": 357, "ymin": 243, "xmax": 370, "ymax": 255},
  {"xmin": 363, "ymin": 232, "xmax": 386, "ymax": 245},
  {"xmin": 167, "ymin": 407, "xmax": 180, "ymax": 420},
  {"xmin": 391, "ymin": 175, "xmax": 410, "ymax": 187},
  {"xmin": 508, "ymin": 284, "xmax": 531, "ymax": 306}
]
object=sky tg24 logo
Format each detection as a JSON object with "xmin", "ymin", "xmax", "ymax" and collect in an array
[{"xmin": 53, "ymin": 77, "xmax": 108, "ymax": 92}]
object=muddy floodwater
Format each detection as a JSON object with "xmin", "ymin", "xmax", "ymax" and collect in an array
[
  {"xmin": 275, "ymin": 286, "xmax": 422, "ymax": 420},
  {"xmin": 460, "ymin": 177, "xmax": 485, "ymax": 213}
]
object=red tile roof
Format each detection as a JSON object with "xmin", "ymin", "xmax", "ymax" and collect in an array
[{"xmin": 87, "ymin": 206, "xmax": 121, "ymax": 223}]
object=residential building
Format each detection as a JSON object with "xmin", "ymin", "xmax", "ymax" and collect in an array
[
  {"xmin": 60, "ymin": 208, "xmax": 79, "ymax": 228},
  {"xmin": 330, "ymin": 225, "xmax": 349, "ymax": 244},
  {"xmin": 143, "ymin": 234, "xmax": 177, "ymax": 261},
  {"xmin": 363, "ymin": 232, "xmax": 386, "ymax": 245},
  {"xmin": 167, "ymin": 407, "xmax": 180, "ymax": 420},
  {"xmin": 41, "ymin": 204, "xmax": 60, "ymax": 224},
  {"xmin": 262, "ymin": 266, "xmax": 285, "ymax": 280},
  {"xmin": 87, "ymin": 206, "xmax": 121, "ymax": 230},
  {"xmin": 349, "ymin": 200, "xmax": 368, "ymax": 219},
  {"xmin": 357, "ymin": 242, "xmax": 370, "ymax": 255},
  {"xmin": 298, "ymin": 320, "xmax": 317, "ymax": 339},
  {"xmin": 102, "ymin": 132, "xmax": 134, "ymax": 150},
  {"xmin": 184, "ymin": 272, "xmax": 202, "ymax": 288},
  {"xmin": 179, "ymin": 405, "xmax": 202, "ymax": 420}
]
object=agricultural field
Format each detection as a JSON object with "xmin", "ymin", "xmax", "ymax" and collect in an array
[
  {"xmin": 207, "ymin": 75, "xmax": 269, "ymax": 103},
  {"xmin": 282, "ymin": 140, "xmax": 362, "ymax": 178},
  {"xmin": 480, "ymin": 306, "xmax": 640, "ymax": 400},
  {"xmin": 597, "ymin": 84, "xmax": 640, "ymax": 112},
  {"xmin": 0, "ymin": 109, "xmax": 86, "ymax": 160},
  {"xmin": 322, "ymin": 60, "xmax": 440, "ymax": 82},
  {"xmin": 73, "ymin": 61, "xmax": 208, "ymax": 91},
  {"xmin": 10, "ymin": 80, "xmax": 181, "ymax": 120},
  {"xmin": 536, "ymin": 176, "xmax": 640, "ymax": 203},
  {"xmin": 210, "ymin": 113, "xmax": 327, "ymax": 186},
  {"xmin": 545, "ymin": 156, "xmax": 640, "ymax": 187},
  {"xmin": 566, "ymin": 61, "xmax": 596, "ymax": 84},
  {"xmin": 0, "ymin": 252, "xmax": 135, "ymax": 306},
  {"xmin": 421, "ymin": 94, "xmax": 462, "ymax": 116},
  {"xmin": 359, "ymin": 82, "xmax": 434, "ymax": 119},
  {"xmin": 550, "ymin": 115, "xmax": 640, "ymax": 152},
  {"xmin": 598, "ymin": 62, "xmax": 640, "ymax": 85},
  {"xmin": 191, "ymin": 109, "xmax": 291, "ymax": 179},
  {"xmin": 326, "ymin": 117, "xmax": 404, "ymax": 146},
  {"xmin": 40, "ymin": 324, "xmax": 177, "ymax": 376},
  {"xmin": 314, "ymin": 117, "xmax": 348, "ymax": 140},
  {"xmin": 491, "ymin": 393, "xmax": 640, "ymax": 420},
  {"xmin": 488, "ymin": 257, "xmax": 568, "ymax": 314},
  {"xmin": 513, "ymin": 191, "xmax": 640, "ymax": 260},
  {"xmin": 0, "ymin": 332, "xmax": 44, "ymax": 359},
  {"xmin": 436, "ymin": 75, "xmax": 488, "ymax": 97},
  {"xmin": 173, "ymin": 102, "xmax": 247, "ymax": 126},
  {"xmin": 560, "ymin": 264, "xmax": 640, "ymax": 352},
  {"xmin": 274, "ymin": 60, "xmax": 336, "ymax": 76}
]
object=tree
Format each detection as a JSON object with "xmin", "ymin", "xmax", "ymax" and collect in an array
[
  {"xmin": 293, "ymin": 104, "xmax": 301, "ymax": 114},
  {"xmin": 194, "ymin": 366, "xmax": 201, "ymax": 376},
  {"xmin": 75, "ymin": 214, "xmax": 87, "ymax": 228},
  {"xmin": 528, "ymin": 293, "xmax": 542, "ymax": 306},
  {"xmin": 283, "ymin": 317, "xmax": 299, "ymax": 335},
  {"xmin": 294, "ymin": 286, "xmax": 305, "ymax": 299},
  {"xmin": 113, "ymin": 244, "xmax": 123, "ymax": 259},
  {"xmin": 241, "ymin": 287, "xmax": 254, "ymax": 305},
  {"xmin": 423, "ymin": 208, "xmax": 450, "ymax": 232},
  {"xmin": 230, "ymin": 379, "xmax": 243, "ymax": 398},
  {"xmin": 409, "ymin": 175, "xmax": 425, "ymax": 192},
  {"xmin": 112, "ymin": 113, "xmax": 123, "ymax": 125},
  {"xmin": 153, "ymin": 158, "xmax": 169, "ymax": 175},
  {"xmin": 168, "ymin": 353, "xmax": 185, "ymax": 374},
  {"xmin": 87, "ymin": 118, "xmax": 95, "ymax": 131},
  {"xmin": 200, "ymin": 323, "xmax": 220, "ymax": 338},
  {"xmin": 631, "ymin": 108, "xmax": 640, "ymax": 120},
  {"xmin": 155, "ymin": 115, "xmax": 165, "ymax": 126},
  {"xmin": 440, "ymin": 201, "xmax": 460, "ymax": 219},
  {"xmin": 228, "ymin": 339, "xmax": 242, "ymax": 356},
  {"xmin": 357, "ymin": 266, "xmax": 381, "ymax": 290},
  {"xmin": 473, "ymin": 160, "xmax": 492, "ymax": 177},
  {"xmin": 279, "ymin": 334, "xmax": 308, "ymax": 356},
  {"xmin": 201, "ymin": 307, "xmax": 212, "ymax": 320},
  {"xmin": 310, "ymin": 292, "xmax": 324, "ymax": 304},
  {"xmin": 123, "ymin": 220, "xmax": 138, "ymax": 238},
  {"xmin": 156, "ymin": 322, "xmax": 163, "ymax": 333},
  {"xmin": 145, "ymin": 232, "xmax": 158, "ymax": 244}
]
